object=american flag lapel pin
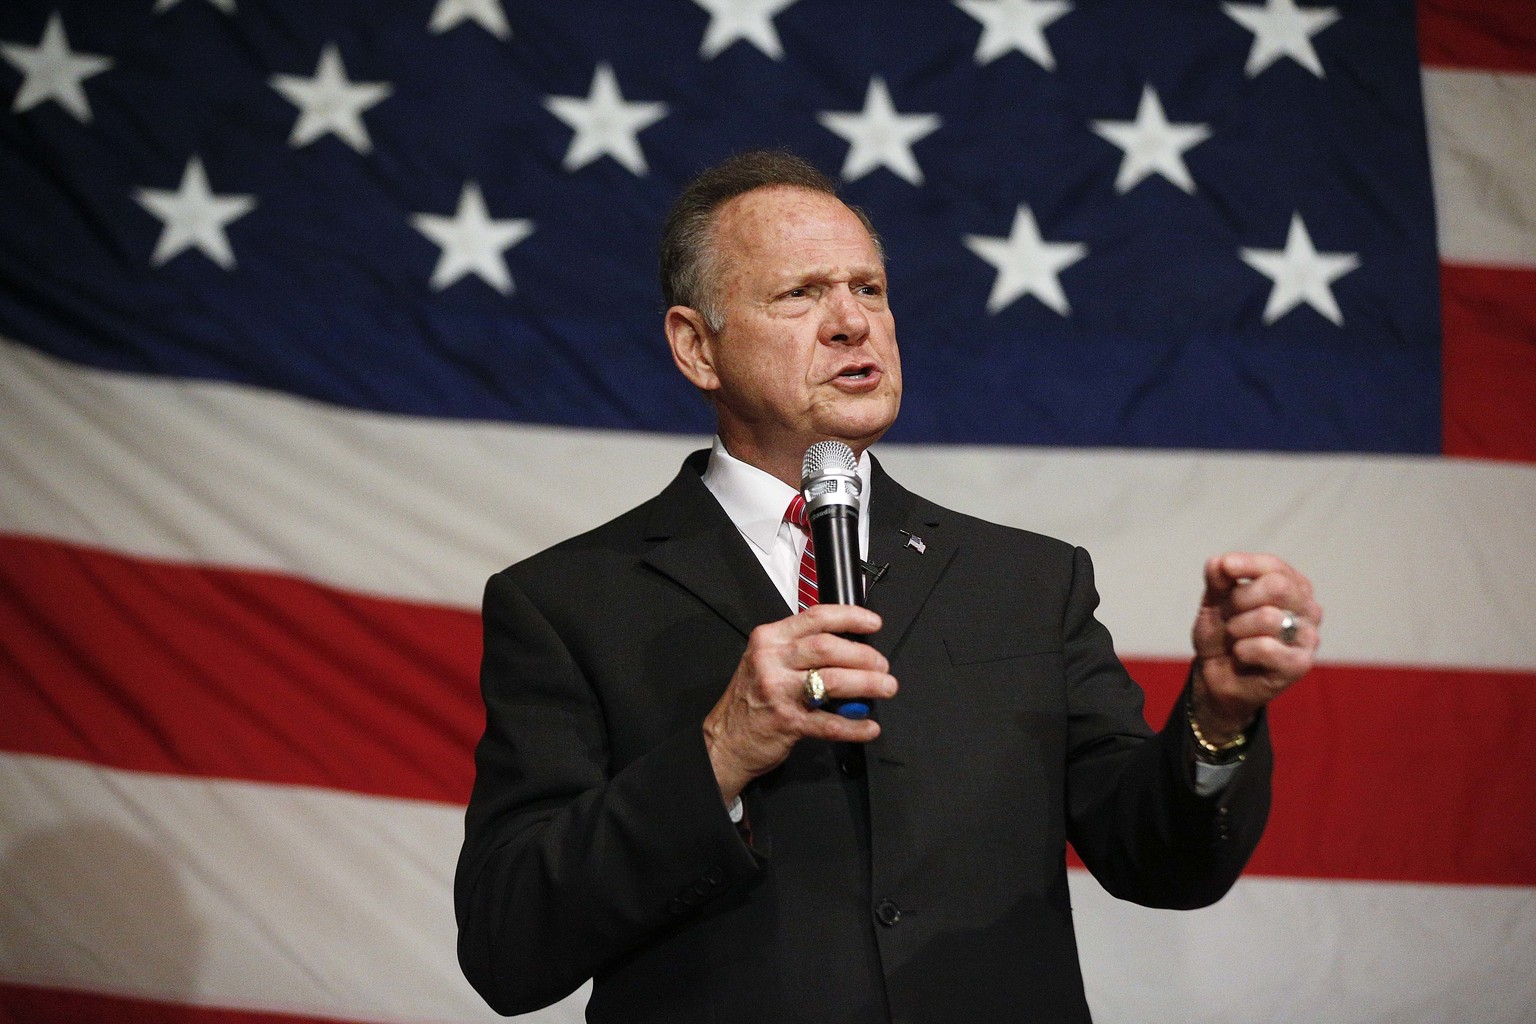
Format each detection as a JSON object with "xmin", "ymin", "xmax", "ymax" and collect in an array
[{"xmin": 901, "ymin": 530, "xmax": 926, "ymax": 554}]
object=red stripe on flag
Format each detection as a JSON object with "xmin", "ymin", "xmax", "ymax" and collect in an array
[
  {"xmin": 1418, "ymin": 0, "xmax": 1536, "ymax": 72},
  {"xmin": 0, "ymin": 983, "xmax": 352, "ymax": 1024},
  {"xmin": 0, "ymin": 533, "xmax": 481, "ymax": 805},
  {"xmin": 6, "ymin": 535, "xmax": 1536, "ymax": 886},
  {"xmin": 1124, "ymin": 658, "xmax": 1536, "ymax": 887},
  {"xmin": 1440, "ymin": 263, "xmax": 1536, "ymax": 462}
]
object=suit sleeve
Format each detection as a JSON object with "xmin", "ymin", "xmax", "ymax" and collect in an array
[
  {"xmin": 1059, "ymin": 546, "xmax": 1272, "ymax": 910},
  {"xmin": 454, "ymin": 570, "xmax": 762, "ymax": 1016}
]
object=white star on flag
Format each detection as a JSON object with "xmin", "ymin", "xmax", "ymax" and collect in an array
[
  {"xmin": 412, "ymin": 181, "xmax": 533, "ymax": 295},
  {"xmin": 1223, "ymin": 0, "xmax": 1339, "ymax": 78},
  {"xmin": 955, "ymin": 0, "xmax": 1073, "ymax": 70},
  {"xmin": 134, "ymin": 156, "xmax": 257, "ymax": 270},
  {"xmin": 1, "ymin": 13, "xmax": 114, "ymax": 123},
  {"xmin": 1240, "ymin": 211, "xmax": 1359, "ymax": 325},
  {"xmin": 544, "ymin": 64, "xmax": 669, "ymax": 176},
  {"xmin": 1091, "ymin": 84, "xmax": 1212, "ymax": 194},
  {"xmin": 692, "ymin": 0, "xmax": 799, "ymax": 60},
  {"xmin": 269, "ymin": 43, "xmax": 393, "ymax": 155},
  {"xmin": 964, "ymin": 205, "xmax": 1087, "ymax": 316},
  {"xmin": 818, "ymin": 76, "xmax": 942, "ymax": 186},
  {"xmin": 428, "ymin": 0, "xmax": 511, "ymax": 40},
  {"xmin": 153, "ymin": 0, "xmax": 237, "ymax": 12}
]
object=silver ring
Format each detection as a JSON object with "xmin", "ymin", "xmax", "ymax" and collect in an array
[
  {"xmin": 803, "ymin": 668, "xmax": 826, "ymax": 708},
  {"xmin": 1279, "ymin": 612, "xmax": 1299, "ymax": 646}
]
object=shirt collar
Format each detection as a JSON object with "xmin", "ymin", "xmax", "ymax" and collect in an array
[{"xmin": 702, "ymin": 436, "xmax": 873, "ymax": 556}]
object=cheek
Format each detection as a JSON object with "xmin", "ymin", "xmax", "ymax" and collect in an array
[
  {"xmin": 719, "ymin": 343, "xmax": 804, "ymax": 408},
  {"xmin": 877, "ymin": 324, "xmax": 902, "ymax": 376},
  {"xmin": 741, "ymin": 331, "xmax": 811, "ymax": 379}
]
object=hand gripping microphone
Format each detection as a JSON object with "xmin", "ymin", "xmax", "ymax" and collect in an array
[{"xmin": 801, "ymin": 440, "xmax": 871, "ymax": 720}]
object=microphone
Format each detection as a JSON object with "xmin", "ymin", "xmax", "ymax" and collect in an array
[{"xmin": 800, "ymin": 440, "xmax": 871, "ymax": 720}]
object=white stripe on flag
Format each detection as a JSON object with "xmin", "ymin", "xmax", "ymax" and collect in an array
[
  {"xmin": 1072, "ymin": 869, "xmax": 1536, "ymax": 1024},
  {"xmin": 0, "ymin": 334, "xmax": 698, "ymax": 611},
  {"xmin": 1424, "ymin": 68, "xmax": 1536, "ymax": 269},
  {"xmin": 4, "ymin": 335, "xmax": 1534, "ymax": 670}
]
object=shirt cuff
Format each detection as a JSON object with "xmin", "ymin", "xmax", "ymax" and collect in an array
[{"xmin": 1193, "ymin": 758, "xmax": 1241, "ymax": 797}]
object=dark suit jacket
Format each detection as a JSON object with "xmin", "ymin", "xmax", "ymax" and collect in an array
[{"xmin": 456, "ymin": 451, "xmax": 1271, "ymax": 1023}]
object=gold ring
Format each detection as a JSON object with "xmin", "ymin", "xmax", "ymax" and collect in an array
[{"xmin": 803, "ymin": 668, "xmax": 826, "ymax": 708}]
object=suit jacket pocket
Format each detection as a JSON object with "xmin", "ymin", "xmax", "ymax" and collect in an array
[{"xmin": 944, "ymin": 630, "xmax": 1062, "ymax": 666}]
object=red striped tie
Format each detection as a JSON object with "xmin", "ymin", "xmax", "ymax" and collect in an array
[{"xmin": 785, "ymin": 494, "xmax": 817, "ymax": 612}]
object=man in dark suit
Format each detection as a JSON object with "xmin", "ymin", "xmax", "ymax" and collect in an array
[{"xmin": 455, "ymin": 151, "xmax": 1323, "ymax": 1023}]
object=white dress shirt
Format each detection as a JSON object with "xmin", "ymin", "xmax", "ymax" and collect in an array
[{"xmin": 701, "ymin": 436, "xmax": 872, "ymax": 612}]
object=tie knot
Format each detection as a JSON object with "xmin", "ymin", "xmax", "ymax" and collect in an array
[{"xmin": 784, "ymin": 494, "xmax": 810, "ymax": 532}]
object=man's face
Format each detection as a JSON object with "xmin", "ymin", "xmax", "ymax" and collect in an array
[{"xmin": 690, "ymin": 186, "xmax": 901, "ymax": 477}]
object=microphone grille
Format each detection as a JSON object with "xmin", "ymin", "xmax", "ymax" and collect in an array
[{"xmin": 802, "ymin": 440, "xmax": 857, "ymax": 479}]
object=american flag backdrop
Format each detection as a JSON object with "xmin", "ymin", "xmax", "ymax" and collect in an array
[{"xmin": 1, "ymin": 0, "xmax": 1533, "ymax": 1021}]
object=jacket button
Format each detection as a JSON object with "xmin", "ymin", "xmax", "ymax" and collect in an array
[{"xmin": 874, "ymin": 899, "xmax": 902, "ymax": 927}]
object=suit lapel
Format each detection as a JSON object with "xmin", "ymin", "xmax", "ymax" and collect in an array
[
  {"xmin": 640, "ymin": 451, "xmax": 791, "ymax": 638},
  {"xmin": 863, "ymin": 458, "xmax": 955, "ymax": 661},
  {"xmin": 636, "ymin": 452, "xmax": 956, "ymax": 650}
]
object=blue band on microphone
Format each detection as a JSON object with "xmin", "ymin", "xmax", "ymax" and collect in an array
[{"xmin": 831, "ymin": 700, "xmax": 871, "ymax": 720}]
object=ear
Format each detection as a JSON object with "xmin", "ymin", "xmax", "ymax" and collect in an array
[{"xmin": 665, "ymin": 305, "xmax": 721, "ymax": 393}]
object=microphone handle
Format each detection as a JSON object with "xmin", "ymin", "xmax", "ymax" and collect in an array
[
  {"xmin": 809, "ymin": 504, "xmax": 865, "ymax": 606},
  {"xmin": 808, "ymin": 504, "xmax": 871, "ymax": 720}
]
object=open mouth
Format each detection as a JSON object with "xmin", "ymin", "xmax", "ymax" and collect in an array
[{"xmin": 838, "ymin": 365, "xmax": 875, "ymax": 381}]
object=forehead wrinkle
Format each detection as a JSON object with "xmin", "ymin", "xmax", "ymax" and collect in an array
[
  {"xmin": 716, "ymin": 187, "xmax": 880, "ymax": 263},
  {"xmin": 768, "ymin": 256, "xmax": 884, "ymax": 289}
]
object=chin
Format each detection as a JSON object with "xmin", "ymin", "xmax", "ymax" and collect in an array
[
  {"xmin": 824, "ymin": 413, "xmax": 898, "ymax": 450},
  {"xmin": 808, "ymin": 392, "xmax": 899, "ymax": 445}
]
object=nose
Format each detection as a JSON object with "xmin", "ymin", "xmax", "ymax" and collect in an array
[{"xmin": 820, "ymin": 285, "xmax": 870, "ymax": 346}]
